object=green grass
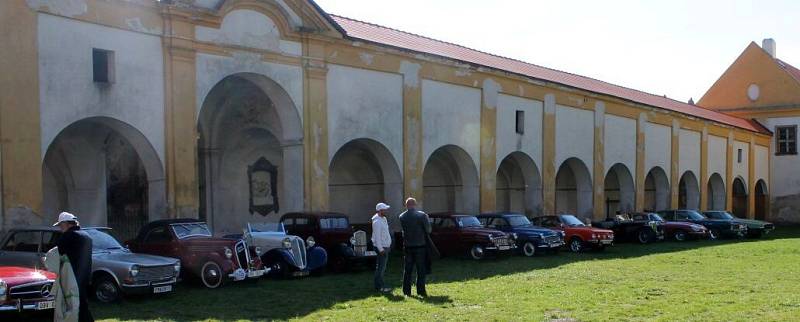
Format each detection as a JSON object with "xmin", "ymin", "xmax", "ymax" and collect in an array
[{"xmin": 90, "ymin": 227, "xmax": 800, "ymax": 322}]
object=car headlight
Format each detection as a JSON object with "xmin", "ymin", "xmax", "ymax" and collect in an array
[
  {"xmin": 0, "ymin": 280, "xmax": 7, "ymax": 302},
  {"xmin": 559, "ymin": 231, "xmax": 566, "ymax": 238},
  {"xmin": 306, "ymin": 236, "xmax": 316, "ymax": 247},
  {"xmin": 129, "ymin": 265, "xmax": 139, "ymax": 277},
  {"xmin": 224, "ymin": 247, "xmax": 233, "ymax": 259},
  {"xmin": 282, "ymin": 238, "xmax": 292, "ymax": 249},
  {"xmin": 691, "ymin": 226, "xmax": 701, "ymax": 232},
  {"xmin": 511, "ymin": 233, "xmax": 518, "ymax": 240},
  {"xmin": 255, "ymin": 246, "xmax": 263, "ymax": 256},
  {"xmin": 350, "ymin": 237, "xmax": 357, "ymax": 245},
  {"xmin": 173, "ymin": 262, "xmax": 181, "ymax": 273},
  {"xmin": 591, "ymin": 233, "xmax": 598, "ymax": 240}
]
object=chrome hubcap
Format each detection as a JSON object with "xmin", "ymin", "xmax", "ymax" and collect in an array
[
  {"xmin": 96, "ymin": 282, "xmax": 117, "ymax": 302},
  {"xmin": 570, "ymin": 240, "xmax": 581, "ymax": 252},
  {"xmin": 471, "ymin": 246, "xmax": 484, "ymax": 259},
  {"xmin": 523, "ymin": 243, "xmax": 535, "ymax": 256}
]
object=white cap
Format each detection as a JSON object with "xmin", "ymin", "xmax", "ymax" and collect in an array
[
  {"xmin": 53, "ymin": 212, "xmax": 79, "ymax": 226},
  {"xmin": 375, "ymin": 203, "xmax": 391, "ymax": 211}
]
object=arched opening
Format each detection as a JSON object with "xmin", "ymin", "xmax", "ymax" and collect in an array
[
  {"xmin": 43, "ymin": 117, "xmax": 165, "ymax": 241},
  {"xmin": 329, "ymin": 139, "xmax": 402, "ymax": 224},
  {"xmin": 732, "ymin": 177, "xmax": 748, "ymax": 218},
  {"xmin": 198, "ymin": 73, "xmax": 303, "ymax": 234},
  {"xmin": 495, "ymin": 152, "xmax": 542, "ymax": 216},
  {"xmin": 555, "ymin": 158, "xmax": 592, "ymax": 221},
  {"xmin": 754, "ymin": 180, "xmax": 768, "ymax": 220},
  {"xmin": 422, "ymin": 145, "xmax": 479, "ymax": 214},
  {"xmin": 678, "ymin": 171, "xmax": 700, "ymax": 210},
  {"xmin": 644, "ymin": 167, "xmax": 670, "ymax": 212},
  {"xmin": 604, "ymin": 163, "xmax": 635, "ymax": 218},
  {"xmin": 707, "ymin": 173, "xmax": 726, "ymax": 210}
]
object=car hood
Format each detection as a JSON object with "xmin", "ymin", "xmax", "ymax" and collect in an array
[
  {"xmin": 0, "ymin": 266, "xmax": 55, "ymax": 286},
  {"xmin": 734, "ymin": 218, "xmax": 770, "ymax": 227},
  {"xmin": 512, "ymin": 227, "xmax": 560, "ymax": 237},
  {"xmin": 568, "ymin": 226, "xmax": 614, "ymax": 234},
  {"xmin": 248, "ymin": 232, "xmax": 303, "ymax": 249},
  {"xmin": 663, "ymin": 221, "xmax": 706, "ymax": 230},
  {"xmin": 178, "ymin": 236, "xmax": 238, "ymax": 246},
  {"xmin": 93, "ymin": 250, "xmax": 178, "ymax": 266},
  {"xmin": 460, "ymin": 227, "xmax": 508, "ymax": 238}
]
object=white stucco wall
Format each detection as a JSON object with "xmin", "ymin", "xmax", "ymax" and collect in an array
[
  {"xmin": 604, "ymin": 115, "xmax": 636, "ymax": 175},
  {"xmin": 196, "ymin": 9, "xmax": 301, "ymax": 56},
  {"xmin": 679, "ymin": 129, "xmax": 701, "ymax": 179},
  {"xmin": 555, "ymin": 105, "xmax": 594, "ymax": 177},
  {"xmin": 645, "ymin": 122, "xmax": 671, "ymax": 179},
  {"xmin": 763, "ymin": 117, "xmax": 800, "ymax": 197},
  {"xmin": 495, "ymin": 94, "xmax": 543, "ymax": 169},
  {"xmin": 733, "ymin": 140, "xmax": 750, "ymax": 187},
  {"xmin": 421, "ymin": 79, "xmax": 481, "ymax": 168},
  {"xmin": 38, "ymin": 13, "xmax": 165, "ymax": 164},
  {"xmin": 755, "ymin": 144, "xmax": 769, "ymax": 184},
  {"xmin": 327, "ymin": 64, "xmax": 403, "ymax": 170},
  {"xmin": 707, "ymin": 135, "xmax": 727, "ymax": 182}
]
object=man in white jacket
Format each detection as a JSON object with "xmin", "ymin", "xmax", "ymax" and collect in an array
[{"xmin": 371, "ymin": 203, "xmax": 392, "ymax": 292}]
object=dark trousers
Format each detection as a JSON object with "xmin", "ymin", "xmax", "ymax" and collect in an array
[
  {"xmin": 402, "ymin": 247, "xmax": 427, "ymax": 295},
  {"xmin": 78, "ymin": 284, "xmax": 94, "ymax": 322},
  {"xmin": 374, "ymin": 250, "xmax": 389, "ymax": 290}
]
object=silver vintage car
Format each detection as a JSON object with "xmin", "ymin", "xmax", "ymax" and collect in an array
[
  {"xmin": 0, "ymin": 226, "xmax": 180, "ymax": 303},
  {"xmin": 228, "ymin": 223, "xmax": 327, "ymax": 278}
]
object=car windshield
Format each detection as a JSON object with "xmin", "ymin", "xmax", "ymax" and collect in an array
[
  {"xmin": 649, "ymin": 214, "xmax": 665, "ymax": 222},
  {"xmin": 560, "ymin": 215, "xmax": 586, "ymax": 227},
  {"xmin": 506, "ymin": 215, "xmax": 532, "ymax": 227},
  {"xmin": 171, "ymin": 222, "xmax": 212, "ymax": 239},
  {"xmin": 248, "ymin": 222, "xmax": 285, "ymax": 233},
  {"xmin": 687, "ymin": 211, "xmax": 707, "ymax": 220},
  {"xmin": 85, "ymin": 229, "xmax": 125, "ymax": 251},
  {"xmin": 320, "ymin": 217, "xmax": 349, "ymax": 230},
  {"xmin": 457, "ymin": 216, "xmax": 483, "ymax": 228},
  {"xmin": 706, "ymin": 212, "xmax": 734, "ymax": 220}
]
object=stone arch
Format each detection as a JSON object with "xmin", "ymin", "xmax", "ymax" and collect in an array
[
  {"xmin": 495, "ymin": 152, "xmax": 542, "ymax": 216},
  {"xmin": 644, "ymin": 167, "xmax": 670, "ymax": 211},
  {"xmin": 732, "ymin": 176, "xmax": 748, "ymax": 218},
  {"xmin": 422, "ymin": 145, "xmax": 479, "ymax": 214},
  {"xmin": 707, "ymin": 173, "xmax": 726, "ymax": 210},
  {"xmin": 43, "ymin": 117, "xmax": 165, "ymax": 240},
  {"xmin": 604, "ymin": 163, "xmax": 635, "ymax": 218},
  {"xmin": 678, "ymin": 171, "xmax": 700, "ymax": 210},
  {"xmin": 555, "ymin": 157, "xmax": 593, "ymax": 221},
  {"xmin": 329, "ymin": 138, "xmax": 403, "ymax": 224},
  {"xmin": 198, "ymin": 73, "xmax": 303, "ymax": 234},
  {"xmin": 754, "ymin": 179, "xmax": 768, "ymax": 220}
]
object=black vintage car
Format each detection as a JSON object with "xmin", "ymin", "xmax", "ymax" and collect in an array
[
  {"xmin": 657, "ymin": 210, "xmax": 747, "ymax": 239},
  {"xmin": 592, "ymin": 213, "xmax": 665, "ymax": 244}
]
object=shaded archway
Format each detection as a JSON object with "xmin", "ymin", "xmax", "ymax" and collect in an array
[
  {"xmin": 707, "ymin": 173, "xmax": 726, "ymax": 210},
  {"xmin": 644, "ymin": 167, "xmax": 670, "ymax": 212},
  {"xmin": 496, "ymin": 152, "xmax": 542, "ymax": 216},
  {"xmin": 732, "ymin": 177, "xmax": 748, "ymax": 218},
  {"xmin": 43, "ymin": 117, "xmax": 165, "ymax": 241},
  {"xmin": 678, "ymin": 171, "xmax": 700, "ymax": 210},
  {"xmin": 604, "ymin": 164, "xmax": 635, "ymax": 218},
  {"xmin": 198, "ymin": 73, "xmax": 303, "ymax": 234},
  {"xmin": 555, "ymin": 158, "xmax": 592, "ymax": 221},
  {"xmin": 422, "ymin": 145, "xmax": 479, "ymax": 214},
  {"xmin": 329, "ymin": 139, "xmax": 402, "ymax": 224},
  {"xmin": 754, "ymin": 180, "xmax": 768, "ymax": 220}
]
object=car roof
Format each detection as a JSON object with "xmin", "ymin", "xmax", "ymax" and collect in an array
[
  {"xmin": 428, "ymin": 212, "xmax": 473, "ymax": 218},
  {"xmin": 281, "ymin": 212, "xmax": 349, "ymax": 218},
  {"xmin": 134, "ymin": 218, "xmax": 207, "ymax": 241},
  {"xmin": 477, "ymin": 212, "xmax": 525, "ymax": 217}
]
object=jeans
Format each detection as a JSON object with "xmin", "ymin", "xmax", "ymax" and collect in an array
[
  {"xmin": 402, "ymin": 247, "xmax": 427, "ymax": 295},
  {"xmin": 374, "ymin": 249, "xmax": 389, "ymax": 290}
]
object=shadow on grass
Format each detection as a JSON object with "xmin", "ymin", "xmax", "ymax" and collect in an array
[{"xmin": 77, "ymin": 226, "xmax": 798, "ymax": 321}]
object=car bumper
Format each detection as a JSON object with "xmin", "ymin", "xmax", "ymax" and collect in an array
[
  {"xmin": 587, "ymin": 239, "xmax": 614, "ymax": 246},
  {"xmin": 485, "ymin": 245, "xmax": 517, "ymax": 252},
  {"xmin": 228, "ymin": 267, "xmax": 269, "ymax": 281},
  {"xmin": 121, "ymin": 278, "xmax": 178, "ymax": 295},
  {"xmin": 533, "ymin": 241, "xmax": 565, "ymax": 249},
  {"xmin": 0, "ymin": 297, "xmax": 55, "ymax": 312},
  {"xmin": 688, "ymin": 231, "xmax": 709, "ymax": 238}
]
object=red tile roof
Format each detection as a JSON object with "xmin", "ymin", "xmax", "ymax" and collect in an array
[
  {"xmin": 330, "ymin": 15, "xmax": 768, "ymax": 134},
  {"xmin": 777, "ymin": 59, "xmax": 800, "ymax": 85}
]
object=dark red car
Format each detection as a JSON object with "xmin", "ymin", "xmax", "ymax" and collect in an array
[
  {"xmin": 428, "ymin": 213, "xmax": 516, "ymax": 260},
  {"xmin": 279, "ymin": 212, "xmax": 375, "ymax": 271},
  {"xmin": 532, "ymin": 215, "xmax": 614, "ymax": 253},
  {"xmin": 0, "ymin": 266, "xmax": 56, "ymax": 313},
  {"xmin": 127, "ymin": 219, "xmax": 267, "ymax": 289},
  {"xmin": 630, "ymin": 212, "xmax": 709, "ymax": 241}
]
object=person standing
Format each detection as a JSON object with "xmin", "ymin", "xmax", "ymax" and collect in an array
[
  {"xmin": 371, "ymin": 202, "xmax": 392, "ymax": 292},
  {"xmin": 399, "ymin": 197, "xmax": 432, "ymax": 297},
  {"xmin": 54, "ymin": 212, "xmax": 94, "ymax": 322}
]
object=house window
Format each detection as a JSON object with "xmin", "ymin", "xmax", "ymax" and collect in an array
[
  {"xmin": 776, "ymin": 125, "xmax": 797, "ymax": 155},
  {"xmin": 515, "ymin": 110, "xmax": 524, "ymax": 134},
  {"xmin": 92, "ymin": 48, "xmax": 115, "ymax": 83},
  {"xmin": 737, "ymin": 149, "xmax": 742, "ymax": 163}
]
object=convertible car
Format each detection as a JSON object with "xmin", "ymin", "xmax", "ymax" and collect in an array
[
  {"xmin": 629, "ymin": 212, "xmax": 709, "ymax": 241},
  {"xmin": 592, "ymin": 213, "xmax": 665, "ymax": 244},
  {"xmin": 657, "ymin": 210, "xmax": 747, "ymax": 239},
  {"xmin": 703, "ymin": 210, "xmax": 774, "ymax": 238},
  {"xmin": 0, "ymin": 266, "xmax": 55, "ymax": 313},
  {"xmin": 478, "ymin": 213, "xmax": 564, "ymax": 256},
  {"xmin": 428, "ymin": 213, "xmax": 516, "ymax": 260},
  {"xmin": 532, "ymin": 215, "xmax": 615, "ymax": 252},
  {"xmin": 233, "ymin": 222, "xmax": 327, "ymax": 278}
]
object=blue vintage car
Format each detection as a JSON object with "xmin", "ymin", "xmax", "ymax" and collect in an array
[
  {"xmin": 228, "ymin": 223, "xmax": 327, "ymax": 278},
  {"xmin": 478, "ymin": 213, "xmax": 565, "ymax": 257}
]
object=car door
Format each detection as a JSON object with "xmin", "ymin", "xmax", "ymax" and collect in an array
[
  {"xmin": 0, "ymin": 230, "xmax": 46, "ymax": 269},
  {"xmin": 136, "ymin": 225, "xmax": 176, "ymax": 257}
]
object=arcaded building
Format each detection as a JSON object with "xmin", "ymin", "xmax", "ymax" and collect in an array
[{"xmin": 0, "ymin": 0, "xmax": 779, "ymax": 238}]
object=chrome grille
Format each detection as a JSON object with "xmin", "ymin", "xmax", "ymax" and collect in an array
[
  {"xmin": 290, "ymin": 238, "xmax": 307, "ymax": 269},
  {"xmin": 9, "ymin": 281, "xmax": 53, "ymax": 300},
  {"xmin": 353, "ymin": 230, "xmax": 368, "ymax": 256},
  {"xmin": 544, "ymin": 235, "xmax": 561, "ymax": 244},
  {"xmin": 234, "ymin": 240, "xmax": 251, "ymax": 270},
  {"xmin": 134, "ymin": 265, "xmax": 175, "ymax": 283}
]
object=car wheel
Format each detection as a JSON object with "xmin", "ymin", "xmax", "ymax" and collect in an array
[
  {"xmin": 93, "ymin": 274, "xmax": 120, "ymax": 303},
  {"xmin": 469, "ymin": 244, "xmax": 486, "ymax": 260},
  {"xmin": 268, "ymin": 258, "xmax": 293, "ymax": 279},
  {"xmin": 673, "ymin": 230, "xmax": 688, "ymax": 242},
  {"xmin": 569, "ymin": 237, "xmax": 583, "ymax": 253},
  {"xmin": 709, "ymin": 229, "xmax": 721, "ymax": 240},
  {"xmin": 522, "ymin": 242, "xmax": 536, "ymax": 257},
  {"xmin": 200, "ymin": 261, "xmax": 224, "ymax": 289}
]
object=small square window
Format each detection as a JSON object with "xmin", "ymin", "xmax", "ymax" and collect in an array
[
  {"xmin": 776, "ymin": 125, "xmax": 797, "ymax": 155},
  {"xmin": 737, "ymin": 149, "xmax": 742, "ymax": 163},
  {"xmin": 515, "ymin": 110, "xmax": 524, "ymax": 134},
  {"xmin": 92, "ymin": 48, "xmax": 115, "ymax": 83}
]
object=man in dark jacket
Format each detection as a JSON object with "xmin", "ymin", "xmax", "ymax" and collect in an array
[
  {"xmin": 399, "ymin": 197, "xmax": 432, "ymax": 297},
  {"xmin": 54, "ymin": 212, "xmax": 94, "ymax": 322}
]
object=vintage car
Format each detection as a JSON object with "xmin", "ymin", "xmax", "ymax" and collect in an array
[
  {"xmin": 477, "ymin": 213, "xmax": 564, "ymax": 257},
  {"xmin": 428, "ymin": 213, "xmax": 516, "ymax": 260},
  {"xmin": 531, "ymin": 215, "xmax": 615, "ymax": 253},
  {"xmin": 0, "ymin": 227, "xmax": 180, "ymax": 303},
  {"xmin": 279, "ymin": 212, "xmax": 375, "ymax": 271},
  {"xmin": 591, "ymin": 213, "xmax": 665, "ymax": 244},
  {"xmin": 630, "ymin": 212, "xmax": 709, "ymax": 241},
  {"xmin": 0, "ymin": 266, "xmax": 56, "ymax": 313},
  {"xmin": 703, "ymin": 210, "xmax": 774, "ymax": 238},
  {"xmin": 657, "ymin": 210, "xmax": 747, "ymax": 239},
  {"xmin": 230, "ymin": 222, "xmax": 327, "ymax": 278},
  {"xmin": 127, "ymin": 219, "xmax": 267, "ymax": 289}
]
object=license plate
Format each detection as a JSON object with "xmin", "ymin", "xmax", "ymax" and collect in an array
[
  {"xmin": 549, "ymin": 243, "xmax": 561, "ymax": 247},
  {"xmin": 247, "ymin": 270, "xmax": 264, "ymax": 278},
  {"xmin": 498, "ymin": 245, "xmax": 511, "ymax": 250},
  {"xmin": 153, "ymin": 285, "xmax": 172, "ymax": 294},
  {"xmin": 36, "ymin": 300, "xmax": 55, "ymax": 310},
  {"xmin": 293, "ymin": 270, "xmax": 310, "ymax": 277},
  {"xmin": 364, "ymin": 251, "xmax": 377, "ymax": 256},
  {"xmin": 601, "ymin": 240, "xmax": 613, "ymax": 245}
]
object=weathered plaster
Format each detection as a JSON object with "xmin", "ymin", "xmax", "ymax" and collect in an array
[
  {"xmin": 399, "ymin": 61, "xmax": 421, "ymax": 88},
  {"xmin": 495, "ymin": 94, "xmax": 543, "ymax": 169},
  {"xmin": 27, "ymin": 0, "xmax": 87, "ymax": 17},
  {"xmin": 733, "ymin": 140, "xmax": 749, "ymax": 187},
  {"xmin": 421, "ymin": 79, "xmax": 481, "ymax": 168},
  {"xmin": 679, "ymin": 129, "xmax": 701, "ymax": 180},
  {"xmin": 196, "ymin": 9, "xmax": 301, "ymax": 55},
  {"xmin": 645, "ymin": 122, "xmax": 672, "ymax": 180},
  {"xmin": 707, "ymin": 135, "xmax": 727, "ymax": 184},
  {"xmin": 604, "ymin": 115, "xmax": 637, "ymax": 176},
  {"xmin": 555, "ymin": 104, "xmax": 594, "ymax": 178}
]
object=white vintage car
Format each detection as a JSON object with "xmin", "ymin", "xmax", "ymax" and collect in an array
[{"xmin": 242, "ymin": 223, "xmax": 327, "ymax": 278}]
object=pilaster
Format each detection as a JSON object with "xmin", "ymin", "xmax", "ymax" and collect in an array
[
  {"xmin": 479, "ymin": 78, "xmax": 500, "ymax": 212},
  {"xmin": 542, "ymin": 94, "xmax": 557, "ymax": 215},
  {"xmin": 592, "ymin": 102, "xmax": 606, "ymax": 220}
]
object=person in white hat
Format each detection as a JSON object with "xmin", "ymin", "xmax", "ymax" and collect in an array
[
  {"xmin": 53, "ymin": 212, "xmax": 94, "ymax": 322},
  {"xmin": 371, "ymin": 202, "xmax": 392, "ymax": 292}
]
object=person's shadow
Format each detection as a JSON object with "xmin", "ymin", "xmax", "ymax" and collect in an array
[{"xmin": 417, "ymin": 295, "xmax": 452, "ymax": 304}]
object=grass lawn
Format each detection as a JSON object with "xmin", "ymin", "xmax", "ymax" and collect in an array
[{"xmin": 77, "ymin": 226, "xmax": 800, "ymax": 321}]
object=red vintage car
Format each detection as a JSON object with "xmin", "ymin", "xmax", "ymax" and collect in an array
[
  {"xmin": 532, "ymin": 215, "xmax": 614, "ymax": 252},
  {"xmin": 279, "ymin": 212, "xmax": 375, "ymax": 272},
  {"xmin": 0, "ymin": 266, "xmax": 56, "ymax": 313},
  {"xmin": 428, "ymin": 213, "xmax": 516, "ymax": 260},
  {"xmin": 127, "ymin": 219, "xmax": 267, "ymax": 289},
  {"xmin": 630, "ymin": 212, "xmax": 709, "ymax": 241}
]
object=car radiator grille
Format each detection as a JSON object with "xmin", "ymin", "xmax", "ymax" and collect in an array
[
  {"xmin": 134, "ymin": 265, "xmax": 175, "ymax": 283},
  {"xmin": 9, "ymin": 281, "xmax": 53, "ymax": 300},
  {"xmin": 234, "ymin": 240, "xmax": 251, "ymax": 270},
  {"xmin": 290, "ymin": 238, "xmax": 307, "ymax": 269},
  {"xmin": 544, "ymin": 235, "xmax": 561, "ymax": 244},
  {"xmin": 353, "ymin": 230, "xmax": 368, "ymax": 256},
  {"xmin": 493, "ymin": 237, "xmax": 512, "ymax": 247}
]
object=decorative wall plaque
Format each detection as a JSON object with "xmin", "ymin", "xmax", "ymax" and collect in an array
[{"xmin": 248, "ymin": 157, "xmax": 279, "ymax": 216}]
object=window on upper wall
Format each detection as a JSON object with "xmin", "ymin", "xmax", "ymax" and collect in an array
[
  {"xmin": 92, "ymin": 48, "xmax": 115, "ymax": 83},
  {"xmin": 776, "ymin": 125, "xmax": 797, "ymax": 155},
  {"xmin": 515, "ymin": 110, "xmax": 524, "ymax": 134},
  {"xmin": 737, "ymin": 149, "xmax": 743, "ymax": 163}
]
